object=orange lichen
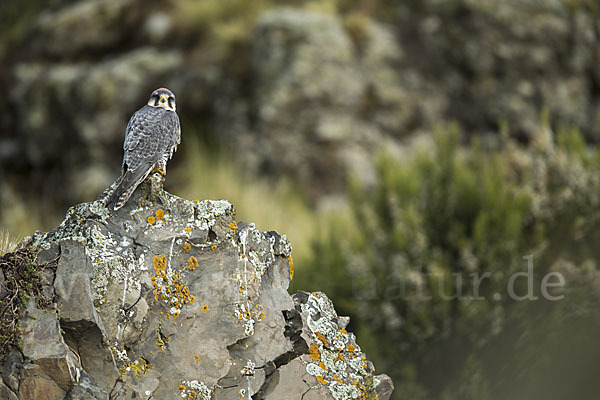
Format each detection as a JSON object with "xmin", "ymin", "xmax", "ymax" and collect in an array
[
  {"xmin": 120, "ymin": 358, "xmax": 149, "ymax": 378},
  {"xmin": 315, "ymin": 332, "xmax": 328, "ymax": 346},
  {"xmin": 308, "ymin": 343, "xmax": 320, "ymax": 360},
  {"xmin": 186, "ymin": 256, "xmax": 199, "ymax": 271},
  {"xmin": 195, "ymin": 355, "xmax": 200, "ymax": 362},
  {"xmin": 229, "ymin": 222, "xmax": 238, "ymax": 232},
  {"xmin": 318, "ymin": 362, "xmax": 327, "ymax": 371},
  {"xmin": 152, "ymin": 255, "xmax": 195, "ymax": 320},
  {"xmin": 316, "ymin": 376, "xmax": 328, "ymax": 385},
  {"xmin": 153, "ymin": 255, "xmax": 167, "ymax": 272},
  {"xmin": 211, "ymin": 244, "xmax": 217, "ymax": 251},
  {"xmin": 338, "ymin": 327, "xmax": 347, "ymax": 334},
  {"xmin": 183, "ymin": 243, "xmax": 191, "ymax": 253},
  {"xmin": 178, "ymin": 384, "xmax": 186, "ymax": 391},
  {"xmin": 156, "ymin": 331, "xmax": 167, "ymax": 350},
  {"xmin": 346, "ymin": 344, "xmax": 356, "ymax": 352},
  {"xmin": 184, "ymin": 228, "xmax": 191, "ymax": 233},
  {"xmin": 258, "ymin": 311, "xmax": 265, "ymax": 321},
  {"xmin": 155, "ymin": 209, "xmax": 165, "ymax": 221},
  {"xmin": 202, "ymin": 304, "xmax": 208, "ymax": 312},
  {"xmin": 148, "ymin": 216, "xmax": 156, "ymax": 224},
  {"xmin": 287, "ymin": 256, "xmax": 294, "ymax": 280}
]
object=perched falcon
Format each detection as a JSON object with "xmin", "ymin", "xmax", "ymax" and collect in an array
[{"xmin": 109, "ymin": 88, "xmax": 181, "ymax": 210}]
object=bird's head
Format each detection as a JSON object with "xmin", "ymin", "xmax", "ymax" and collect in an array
[{"xmin": 148, "ymin": 88, "xmax": 176, "ymax": 111}]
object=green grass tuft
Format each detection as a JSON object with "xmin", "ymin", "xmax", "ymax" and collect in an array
[{"xmin": 0, "ymin": 247, "xmax": 56, "ymax": 364}]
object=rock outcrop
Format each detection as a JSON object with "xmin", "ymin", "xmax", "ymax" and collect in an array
[{"xmin": 2, "ymin": 176, "xmax": 393, "ymax": 399}]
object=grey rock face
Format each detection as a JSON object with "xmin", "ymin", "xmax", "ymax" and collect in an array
[
  {"xmin": 0, "ymin": 270, "xmax": 7, "ymax": 300},
  {"xmin": 3, "ymin": 178, "xmax": 392, "ymax": 399},
  {"xmin": 248, "ymin": 8, "xmax": 409, "ymax": 196},
  {"xmin": 0, "ymin": 380, "xmax": 18, "ymax": 400},
  {"xmin": 394, "ymin": 1, "xmax": 600, "ymax": 141},
  {"xmin": 29, "ymin": 0, "xmax": 136, "ymax": 58}
]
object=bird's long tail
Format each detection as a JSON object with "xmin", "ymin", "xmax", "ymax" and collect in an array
[{"xmin": 109, "ymin": 165, "xmax": 153, "ymax": 210}]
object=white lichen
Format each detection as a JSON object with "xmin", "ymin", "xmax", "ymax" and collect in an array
[
  {"xmin": 330, "ymin": 382, "xmax": 361, "ymax": 400},
  {"xmin": 302, "ymin": 292, "xmax": 375, "ymax": 399},
  {"xmin": 86, "ymin": 224, "xmax": 143, "ymax": 307},
  {"xmin": 306, "ymin": 363, "xmax": 327, "ymax": 377},
  {"xmin": 240, "ymin": 360, "xmax": 256, "ymax": 376},
  {"xmin": 179, "ymin": 380, "xmax": 212, "ymax": 399},
  {"xmin": 232, "ymin": 224, "xmax": 281, "ymax": 337}
]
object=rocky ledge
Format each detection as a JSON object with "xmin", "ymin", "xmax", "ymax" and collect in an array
[{"xmin": 0, "ymin": 175, "xmax": 393, "ymax": 400}]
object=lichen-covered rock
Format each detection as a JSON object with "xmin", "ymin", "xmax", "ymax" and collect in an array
[
  {"xmin": 3, "ymin": 177, "xmax": 392, "ymax": 399},
  {"xmin": 247, "ymin": 8, "xmax": 407, "ymax": 196},
  {"xmin": 256, "ymin": 292, "xmax": 394, "ymax": 400},
  {"xmin": 28, "ymin": 0, "xmax": 140, "ymax": 58}
]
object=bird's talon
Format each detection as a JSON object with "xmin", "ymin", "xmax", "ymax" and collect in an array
[{"xmin": 151, "ymin": 169, "xmax": 165, "ymax": 176}]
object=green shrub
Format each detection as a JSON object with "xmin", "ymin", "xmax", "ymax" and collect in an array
[{"xmin": 295, "ymin": 124, "xmax": 600, "ymax": 399}]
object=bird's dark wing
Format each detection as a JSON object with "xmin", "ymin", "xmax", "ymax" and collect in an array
[{"xmin": 162, "ymin": 109, "xmax": 181, "ymax": 159}]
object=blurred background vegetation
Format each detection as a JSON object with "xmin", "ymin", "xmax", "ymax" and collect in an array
[{"xmin": 1, "ymin": 0, "xmax": 600, "ymax": 399}]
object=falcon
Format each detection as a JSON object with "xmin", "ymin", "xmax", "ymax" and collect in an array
[{"xmin": 109, "ymin": 88, "xmax": 181, "ymax": 210}]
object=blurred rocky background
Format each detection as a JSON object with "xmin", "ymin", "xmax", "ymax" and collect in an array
[{"xmin": 1, "ymin": 0, "xmax": 600, "ymax": 399}]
